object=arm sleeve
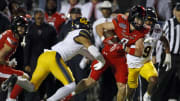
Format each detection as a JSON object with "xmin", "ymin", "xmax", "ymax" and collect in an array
[{"xmin": 88, "ymin": 45, "xmax": 105, "ymax": 64}]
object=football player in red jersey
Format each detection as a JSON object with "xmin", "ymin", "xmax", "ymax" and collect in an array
[
  {"xmin": 62, "ymin": 5, "xmax": 150, "ymax": 101},
  {"xmin": 0, "ymin": 16, "xmax": 30, "ymax": 101}
]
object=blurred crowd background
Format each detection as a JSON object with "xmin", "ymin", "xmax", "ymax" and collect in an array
[{"xmin": 0, "ymin": 0, "xmax": 180, "ymax": 101}]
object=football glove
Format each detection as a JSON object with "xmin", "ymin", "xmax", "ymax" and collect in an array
[{"xmin": 163, "ymin": 53, "xmax": 172, "ymax": 71}]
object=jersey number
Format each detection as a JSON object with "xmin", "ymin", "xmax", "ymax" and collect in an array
[
  {"xmin": 143, "ymin": 46, "xmax": 152, "ymax": 58},
  {"xmin": 120, "ymin": 38, "xmax": 129, "ymax": 47}
]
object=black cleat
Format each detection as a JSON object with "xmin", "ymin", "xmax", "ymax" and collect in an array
[{"xmin": 1, "ymin": 74, "xmax": 18, "ymax": 91}]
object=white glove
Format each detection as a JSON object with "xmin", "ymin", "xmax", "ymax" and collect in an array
[
  {"xmin": 163, "ymin": 53, "xmax": 172, "ymax": 71},
  {"xmin": 79, "ymin": 57, "xmax": 89, "ymax": 70},
  {"xmin": 94, "ymin": 61, "xmax": 104, "ymax": 70},
  {"xmin": 8, "ymin": 58, "xmax": 17, "ymax": 67}
]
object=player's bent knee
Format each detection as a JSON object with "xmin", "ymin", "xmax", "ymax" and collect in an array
[{"xmin": 148, "ymin": 76, "xmax": 158, "ymax": 84}]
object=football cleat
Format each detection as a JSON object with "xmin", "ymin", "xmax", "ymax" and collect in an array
[{"xmin": 1, "ymin": 74, "xmax": 18, "ymax": 91}]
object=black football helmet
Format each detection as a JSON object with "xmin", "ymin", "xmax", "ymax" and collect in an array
[
  {"xmin": 128, "ymin": 5, "xmax": 146, "ymax": 30},
  {"xmin": 11, "ymin": 16, "xmax": 28, "ymax": 36},
  {"xmin": 145, "ymin": 7, "xmax": 158, "ymax": 27},
  {"xmin": 72, "ymin": 17, "xmax": 91, "ymax": 30}
]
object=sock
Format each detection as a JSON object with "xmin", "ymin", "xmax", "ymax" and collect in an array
[
  {"xmin": 47, "ymin": 82, "xmax": 76, "ymax": 101},
  {"xmin": 10, "ymin": 84, "xmax": 23, "ymax": 99}
]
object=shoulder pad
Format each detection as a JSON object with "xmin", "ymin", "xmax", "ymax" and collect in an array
[
  {"xmin": 116, "ymin": 14, "xmax": 127, "ymax": 20},
  {"xmin": 0, "ymin": 30, "xmax": 10, "ymax": 39},
  {"xmin": 79, "ymin": 29, "xmax": 91, "ymax": 39},
  {"xmin": 7, "ymin": 37, "xmax": 17, "ymax": 46},
  {"xmin": 119, "ymin": 14, "xmax": 127, "ymax": 20}
]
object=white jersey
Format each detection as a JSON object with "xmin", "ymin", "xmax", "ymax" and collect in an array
[
  {"xmin": 127, "ymin": 24, "xmax": 163, "ymax": 68},
  {"xmin": 51, "ymin": 29, "xmax": 93, "ymax": 61}
]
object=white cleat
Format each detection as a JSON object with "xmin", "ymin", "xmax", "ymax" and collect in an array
[{"xmin": 143, "ymin": 92, "xmax": 151, "ymax": 101}]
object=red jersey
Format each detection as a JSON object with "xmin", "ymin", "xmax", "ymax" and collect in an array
[
  {"xmin": 90, "ymin": 14, "xmax": 150, "ymax": 83},
  {"xmin": 0, "ymin": 30, "xmax": 18, "ymax": 61},
  {"xmin": 112, "ymin": 14, "xmax": 150, "ymax": 47},
  {"xmin": 102, "ymin": 36, "xmax": 125, "ymax": 57},
  {"xmin": 45, "ymin": 12, "xmax": 66, "ymax": 33}
]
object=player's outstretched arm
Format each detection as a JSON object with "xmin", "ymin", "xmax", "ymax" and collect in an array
[
  {"xmin": 75, "ymin": 36, "xmax": 105, "ymax": 70},
  {"xmin": 96, "ymin": 22, "xmax": 115, "ymax": 41}
]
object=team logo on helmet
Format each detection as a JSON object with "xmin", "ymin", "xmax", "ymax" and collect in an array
[
  {"xmin": 80, "ymin": 18, "xmax": 88, "ymax": 25},
  {"xmin": 72, "ymin": 17, "xmax": 91, "ymax": 30}
]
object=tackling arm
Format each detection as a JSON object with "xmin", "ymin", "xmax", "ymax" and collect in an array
[
  {"xmin": 96, "ymin": 22, "xmax": 115, "ymax": 41},
  {"xmin": 75, "ymin": 36, "xmax": 105, "ymax": 70}
]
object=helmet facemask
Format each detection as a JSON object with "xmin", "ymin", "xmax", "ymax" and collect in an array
[
  {"xmin": 11, "ymin": 16, "xmax": 28, "ymax": 37},
  {"xmin": 145, "ymin": 7, "xmax": 158, "ymax": 29},
  {"xmin": 128, "ymin": 5, "xmax": 146, "ymax": 30},
  {"xmin": 131, "ymin": 16, "xmax": 145, "ymax": 30}
]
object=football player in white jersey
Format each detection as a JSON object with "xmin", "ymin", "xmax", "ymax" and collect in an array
[
  {"xmin": 4, "ymin": 17, "xmax": 105, "ymax": 101},
  {"xmin": 126, "ymin": 7, "xmax": 171, "ymax": 101}
]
